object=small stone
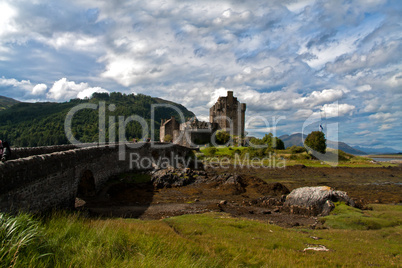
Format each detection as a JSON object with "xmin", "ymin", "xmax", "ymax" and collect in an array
[
  {"xmin": 219, "ymin": 200, "xmax": 227, "ymax": 205},
  {"xmin": 273, "ymin": 208, "xmax": 280, "ymax": 213},
  {"xmin": 303, "ymin": 245, "xmax": 329, "ymax": 252},
  {"xmin": 194, "ymin": 199, "xmax": 200, "ymax": 202}
]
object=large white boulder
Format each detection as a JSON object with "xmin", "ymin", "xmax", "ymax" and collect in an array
[{"xmin": 283, "ymin": 186, "xmax": 355, "ymax": 216}]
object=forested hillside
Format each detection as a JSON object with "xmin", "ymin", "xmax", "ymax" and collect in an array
[
  {"xmin": 0, "ymin": 95, "xmax": 19, "ymax": 110},
  {"xmin": 0, "ymin": 92, "xmax": 194, "ymax": 147}
]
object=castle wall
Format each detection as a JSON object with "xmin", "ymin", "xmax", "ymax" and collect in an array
[
  {"xmin": 160, "ymin": 117, "xmax": 180, "ymax": 142},
  {"xmin": 159, "ymin": 91, "xmax": 246, "ymax": 147}
]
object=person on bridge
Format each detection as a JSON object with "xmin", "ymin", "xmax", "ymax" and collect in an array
[{"xmin": 1, "ymin": 140, "xmax": 11, "ymax": 161}]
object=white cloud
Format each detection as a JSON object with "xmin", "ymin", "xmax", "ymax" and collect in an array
[
  {"xmin": 326, "ymin": 41, "xmax": 400, "ymax": 74},
  {"xmin": 355, "ymin": 130, "xmax": 370, "ymax": 135},
  {"xmin": 293, "ymin": 109, "xmax": 313, "ymax": 120},
  {"xmin": 32, "ymin": 83, "xmax": 47, "ymax": 95},
  {"xmin": 369, "ymin": 112, "xmax": 397, "ymax": 123},
  {"xmin": 47, "ymin": 78, "xmax": 109, "ymax": 101},
  {"xmin": 293, "ymin": 88, "xmax": 345, "ymax": 108},
  {"xmin": 385, "ymin": 72, "xmax": 402, "ymax": 88},
  {"xmin": 286, "ymin": 0, "xmax": 316, "ymax": 13},
  {"xmin": 356, "ymin": 84, "xmax": 372, "ymax": 92},
  {"xmin": 38, "ymin": 32, "xmax": 100, "ymax": 51},
  {"xmin": 379, "ymin": 124, "xmax": 393, "ymax": 130},
  {"xmin": 321, "ymin": 103, "xmax": 355, "ymax": 117},
  {"xmin": 0, "ymin": 2, "xmax": 17, "ymax": 37},
  {"xmin": 0, "ymin": 77, "xmax": 47, "ymax": 96},
  {"xmin": 0, "ymin": 77, "xmax": 32, "ymax": 91}
]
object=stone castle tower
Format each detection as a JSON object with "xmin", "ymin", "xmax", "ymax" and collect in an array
[
  {"xmin": 160, "ymin": 91, "xmax": 246, "ymax": 145},
  {"xmin": 209, "ymin": 91, "xmax": 246, "ymax": 137}
]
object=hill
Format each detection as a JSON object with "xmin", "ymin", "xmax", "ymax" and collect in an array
[
  {"xmin": 279, "ymin": 133, "xmax": 367, "ymax": 155},
  {"xmin": 0, "ymin": 95, "xmax": 19, "ymax": 110},
  {"xmin": 352, "ymin": 146, "xmax": 400, "ymax": 155},
  {"xmin": 0, "ymin": 92, "xmax": 194, "ymax": 147}
]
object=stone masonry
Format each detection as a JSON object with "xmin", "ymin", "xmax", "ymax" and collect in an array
[
  {"xmin": 160, "ymin": 91, "xmax": 246, "ymax": 146},
  {"xmin": 210, "ymin": 91, "xmax": 246, "ymax": 137},
  {"xmin": 0, "ymin": 143, "xmax": 193, "ymax": 214}
]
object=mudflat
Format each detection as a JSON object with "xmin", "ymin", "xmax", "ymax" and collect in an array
[{"xmin": 78, "ymin": 165, "xmax": 402, "ymax": 228}]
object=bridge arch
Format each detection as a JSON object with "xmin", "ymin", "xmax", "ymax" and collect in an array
[{"xmin": 77, "ymin": 169, "xmax": 96, "ymax": 197}]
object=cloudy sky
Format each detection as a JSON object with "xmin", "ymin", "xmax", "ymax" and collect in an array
[{"xmin": 0, "ymin": 0, "xmax": 401, "ymax": 150}]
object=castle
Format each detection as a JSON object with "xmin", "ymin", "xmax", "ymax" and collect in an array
[{"xmin": 160, "ymin": 91, "xmax": 246, "ymax": 147}]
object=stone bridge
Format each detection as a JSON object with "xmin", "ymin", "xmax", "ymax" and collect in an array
[{"xmin": 0, "ymin": 143, "xmax": 193, "ymax": 214}]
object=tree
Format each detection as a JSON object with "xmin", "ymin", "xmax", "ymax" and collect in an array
[
  {"xmin": 163, "ymin": 134, "xmax": 172, "ymax": 142},
  {"xmin": 215, "ymin": 130, "xmax": 230, "ymax": 145},
  {"xmin": 304, "ymin": 131, "xmax": 326, "ymax": 154},
  {"xmin": 260, "ymin": 133, "xmax": 285, "ymax": 149},
  {"xmin": 272, "ymin": 137, "xmax": 285, "ymax": 150}
]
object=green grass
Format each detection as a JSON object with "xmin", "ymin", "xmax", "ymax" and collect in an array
[
  {"xmin": 200, "ymin": 146, "xmax": 247, "ymax": 157},
  {"xmin": 0, "ymin": 213, "xmax": 52, "ymax": 267},
  {"xmin": 199, "ymin": 146, "xmax": 398, "ymax": 167},
  {"xmin": 1, "ymin": 206, "xmax": 400, "ymax": 267},
  {"xmin": 322, "ymin": 203, "xmax": 402, "ymax": 230}
]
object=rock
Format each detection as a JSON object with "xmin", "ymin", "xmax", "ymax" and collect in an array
[
  {"xmin": 283, "ymin": 186, "xmax": 355, "ymax": 216},
  {"xmin": 257, "ymin": 182, "xmax": 290, "ymax": 196},
  {"xmin": 218, "ymin": 174, "xmax": 246, "ymax": 195},
  {"xmin": 151, "ymin": 167, "xmax": 196, "ymax": 188},
  {"xmin": 322, "ymin": 200, "xmax": 335, "ymax": 216},
  {"xmin": 219, "ymin": 200, "xmax": 227, "ymax": 205},
  {"xmin": 303, "ymin": 245, "xmax": 329, "ymax": 252},
  {"xmin": 224, "ymin": 174, "xmax": 244, "ymax": 186}
]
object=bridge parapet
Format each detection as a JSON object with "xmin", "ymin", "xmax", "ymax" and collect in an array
[{"xmin": 0, "ymin": 143, "xmax": 193, "ymax": 214}]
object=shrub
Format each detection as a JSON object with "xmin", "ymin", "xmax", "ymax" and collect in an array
[
  {"xmin": 163, "ymin": 134, "xmax": 172, "ymax": 142},
  {"xmin": 290, "ymin": 145, "xmax": 307, "ymax": 154},
  {"xmin": 337, "ymin": 150, "xmax": 353, "ymax": 161},
  {"xmin": 242, "ymin": 147, "xmax": 265, "ymax": 158},
  {"xmin": 215, "ymin": 130, "xmax": 231, "ymax": 145}
]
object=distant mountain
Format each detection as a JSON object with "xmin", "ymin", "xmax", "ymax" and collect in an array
[
  {"xmin": 279, "ymin": 133, "xmax": 367, "ymax": 155},
  {"xmin": 352, "ymin": 146, "xmax": 400, "ymax": 155},
  {"xmin": 0, "ymin": 92, "xmax": 194, "ymax": 147},
  {"xmin": 0, "ymin": 95, "xmax": 19, "ymax": 110}
]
